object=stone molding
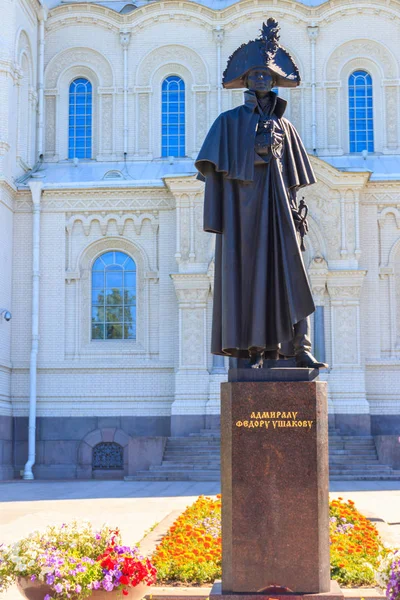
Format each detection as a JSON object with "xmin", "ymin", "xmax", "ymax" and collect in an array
[
  {"xmin": 135, "ymin": 44, "xmax": 208, "ymax": 86},
  {"xmin": 45, "ymin": 47, "xmax": 114, "ymax": 88},
  {"xmin": 325, "ymin": 39, "xmax": 398, "ymax": 80},
  {"xmin": 171, "ymin": 273, "xmax": 210, "ymax": 307},
  {"xmin": 66, "ymin": 212, "xmax": 159, "ymax": 238},
  {"xmin": 13, "ymin": 189, "xmax": 175, "ymax": 213}
]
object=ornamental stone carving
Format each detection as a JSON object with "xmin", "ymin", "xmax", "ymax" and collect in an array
[
  {"xmin": 67, "ymin": 213, "xmax": 159, "ymax": 238},
  {"xmin": 45, "ymin": 47, "xmax": 114, "ymax": 88},
  {"xmin": 333, "ymin": 305, "xmax": 359, "ymax": 365},
  {"xmin": 289, "ymin": 88, "xmax": 302, "ymax": 135},
  {"xmin": 171, "ymin": 273, "xmax": 210, "ymax": 369},
  {"xmin": 181, "ymin": 308, "xmax": 205, "ymax": 366},
  {"xmin": 138, "ymin": 93, "xmax": 150, "ymax": 154},
  {"xmin": 171, "ymin": 273, "xmax": 210, "ymax": 306},
  {"xmin": 42, "ymin": 190, "xmax": 174, "ymax": 212},
  {"xmin": 326, "ymin": 40, "xmax": 397, "ymax": 80},
  {"xmin": 136, "ymin": 45, "xmax": 208, "ymax": 86},
  {"xmin": 101, "ymin": 95, "xmax": 113, "ymax": 154},
  {"xmin": 385, "ymin": 86, "xmax": 398, "ymax": 148},
  {"xmin": 196, "ymin": 92, "xmax": 208, "ymax": 150},
  {"xmin": 329, "ymin": 286, "xmax": 363, "ymax": 298},
  {"xmin": 306, "ymin": 188, "xmax": 341, "ymax": 259},
  {"xmin": 326, "ymin": 88, "xmax": 339, "ymax": 147},
  {"xmin": 44, "ymin": 95, "xmax": 56, "ymax": 155}
]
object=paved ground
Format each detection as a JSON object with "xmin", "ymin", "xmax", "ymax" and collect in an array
[{"xmin": 1, "ymin": 480, "xmax": 400, "ymax": 600}]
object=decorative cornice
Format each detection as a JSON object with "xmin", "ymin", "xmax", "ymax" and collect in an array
[
  {"xmin": 327, "ymin": 270, "xmax": 367, "ymax": 301},
  {"xmin": 311, "ymin": 156, "xmax": 371, "ymax": 189},
  {"xmin": 171, "ymin": 272, "xmax": 210, "ymax": 305}
]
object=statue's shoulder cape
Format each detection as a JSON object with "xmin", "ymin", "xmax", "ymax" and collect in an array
[{"xmin": 195, "ymin": 95, "xmax": 316, "ymax": 188}]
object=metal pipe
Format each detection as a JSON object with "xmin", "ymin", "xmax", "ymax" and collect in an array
[
  {"xmin": 213, "ymin": 27, "xmax": 224, "ymax": 114},
  {"xmin": 307, "ymin": 25, "xmax": 319, "ymax": 154},
  {"xmin": 24, "ymin": 181, "xmax": 43, "ymax": 480},
  {"xmin": 37, "ymin": 8, "xmax": 46, "ymax": 158},
  {"xmin": 120, "ymin": 32, "xmax": 131, "ymax": 156}
]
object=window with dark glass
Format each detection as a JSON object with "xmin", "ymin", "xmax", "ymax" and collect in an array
[
  {"xmin": 69, "ymin": 78, "xmax": 92, "ymax": 159},
  {"xmin": 91, "ymin": 251, "xmax": 136, "ymax": 340},
  {"xmin": 161, "ymin": 76, "xmax": 185, "ymax": 157},
  {"xmin": 349, "ymin": 70, "xmax": 374, "ymax": 153}
]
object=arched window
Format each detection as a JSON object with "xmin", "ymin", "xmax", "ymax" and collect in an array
[
  {"xmin": 69, "ymin": 78, "xmax": 92, "ymax": 159},
  {"xmin": 161, "ymin": 76, "xmax": 185, "ymax": 157},
  {"xmin": 91, "ymin": 251, "xmax": 136, "ymax": 340},
  {"xmin": 348, "ymin": 70, "xmax": 374, "ymax": 153}
]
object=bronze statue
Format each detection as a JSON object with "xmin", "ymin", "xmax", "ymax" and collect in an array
[{"xmin": 196, "ymin": 19, "xmax": 327, "ymax": 369}]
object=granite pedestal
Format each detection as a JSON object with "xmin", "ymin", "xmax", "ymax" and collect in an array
[{"xmin": 220, "ymin": 375, "xmax": 333, "ymax": 596}]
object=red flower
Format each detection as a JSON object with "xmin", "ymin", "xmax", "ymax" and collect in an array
[
  {"xmin": 123, "ymin": 591, "xmax": 129, "ymax": 596},
  {"xmin": 100, "ymin": 557, "xmax": 115, "ymax": 570}
]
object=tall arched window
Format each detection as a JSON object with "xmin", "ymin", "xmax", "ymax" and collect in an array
[
  {"xmin": 161, "ymin": 76, "xmax": 185, "ymax": 157},
  {"xmin": 348, "ymin": 70, "xmax": 374, "ymax": 153},
  {"xmin": 69, "ymin": 78, "xmax": 92, "ymax": 159},
  {"xmin": 91, "ymin": 251, "xmax": 136, "ymax": 340}
]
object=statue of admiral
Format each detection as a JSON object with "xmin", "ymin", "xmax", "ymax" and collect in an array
[{"xmin": 196, "ymin": 19, "xmax": 327, "ymax": 369}]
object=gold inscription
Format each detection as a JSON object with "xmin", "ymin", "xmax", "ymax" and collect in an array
[{"xmin": 236, "ymin": 413, "xmax": 314, "ymax": 430}]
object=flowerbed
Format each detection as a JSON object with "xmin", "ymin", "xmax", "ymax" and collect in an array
[
  {"xmin": 330, "ymin": 497, "xmax": 383, "ymax": 586},
  {"xmin": 0, "ymin": 522, "xmax": 156, "ymax": 600},
  {"xmin": 152, "ymin": 496, "xmax": 391, "ymax": 588},
  {"xmin": 152, "ymin": 495, "xmax": 221, "ymax": 584}
]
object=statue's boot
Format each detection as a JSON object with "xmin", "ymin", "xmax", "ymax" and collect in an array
[
  {"xmin": 295, "ymin": 350, "xmax": 328, "ymax": 369},
  {"xmin": 293, "ymin": 318, "xmax": 329, "ymax": 369}
]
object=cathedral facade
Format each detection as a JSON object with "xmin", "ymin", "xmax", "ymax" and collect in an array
[{"xmin": 1, "ymin": 0, "xmax": 400, "ymax": 479}]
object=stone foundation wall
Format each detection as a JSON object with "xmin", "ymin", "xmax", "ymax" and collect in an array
[
  {"xmin": 13, "ymin": 416, "xmax": 170, "ymax": 479},
  {"xmin": 0, "ymin": 416, "xmax": 13, "ymax": 480}
]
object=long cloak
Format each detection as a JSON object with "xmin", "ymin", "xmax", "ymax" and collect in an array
[{"xmin": 195, "ymin": 91, "xmax": 317, "ymax": 358}]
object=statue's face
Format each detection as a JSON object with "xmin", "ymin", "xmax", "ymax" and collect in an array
[{"xmin": 246, "ymin": 68, "xmax": 274, "ymax": 92}]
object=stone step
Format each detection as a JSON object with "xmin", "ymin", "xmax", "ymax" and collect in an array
[
  {"xmin": 159, "ymin": 462, "xmax": 220, "ymax": 470},
  {"xmin": 329, "ymin": 439, "xmax": 375, "ymax": 444},
  {"xmin": 330, "ymin": 474, "xmax": 400, "ymax": 481},
  {"xmin": 165, "ymin": 445, "xmax": 220, "ymax": 451},
  {"xmin": 329, "ymin": 451, "xmax": 378, "ymax": 457},
  {"xmin": 164, "ymin": 449, "xmax": 220, "ymax": 456},
  {"xmin": 166, "ymin": 440, "xmax": 221, "ymax": 447},
  {"xmin": 163, "ymin": 456, "xmax": 220, "ymax": 462},
  {"xmin": 332, "ymin": 461, "xmax": 391, "ymax": 471},
  {"xmin": 199, "ymin": 429, "xmax": 221, "ymax": 434},
  {"xmin": 329, "ymin": 445, "xmax": 376, "ymax": 452},
  {"xmin": 163, "ymin": 457, "xmax": 221, "ymax": 464},
  {"xmin": 329, "ymin": 440, "xmax": 375, "ymax": 445},
  {"xmin": 329, "ymin": 458, "xmax": 382, "ymax": 465},
  {"xmin": 189, "ymin": 432, "xmax": 221, "ymax": 438},
  {"xmin": 329, "ymin": 449, "xmax": 377, "ymax": 456},
  {"xmin": 149, "ymin": 466, "xmax": 221, "ymax": 474},
  {"xmin": 125, "ymin": 474, "xmax": 220, "ymax": 482},
  {"xmin": 330, "ymin": 468, "xmax": 393, "ymax": 476}
]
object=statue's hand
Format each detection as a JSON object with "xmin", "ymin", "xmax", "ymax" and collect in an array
[{"xmin": 291, "ymin": 209, "xmax": 303, "ymax": 232}]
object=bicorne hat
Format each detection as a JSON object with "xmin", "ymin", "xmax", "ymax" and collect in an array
[{"xmin": 222, "ymin": 19, "xmax": 301, "ymax": 89}]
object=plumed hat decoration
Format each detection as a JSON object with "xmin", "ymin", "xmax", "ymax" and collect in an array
[{"xmin": 222, "ymin": 18, "xmax": 301, "ymax": 89}]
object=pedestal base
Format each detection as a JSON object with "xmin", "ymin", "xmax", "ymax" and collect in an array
[
  {"xmin": 221, "ymin": 380, "xmax": 330, "ymax": 594},
  {"xmin": 210, "ymin": 580, "xmax": 344, "ymax": 600}
]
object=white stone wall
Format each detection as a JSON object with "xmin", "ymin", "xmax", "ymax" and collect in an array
[
  {"xmin": 40, "ymin": 0, "xmax": 400, "ymax": 160},
  {"xmin": 2, "ymin": 0, "xmax": 400, "ymax": 451}
]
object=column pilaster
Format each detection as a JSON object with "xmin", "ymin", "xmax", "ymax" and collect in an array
[
  {"xmin": 326, "ymin": 270, "xmax": 370, "ymax": 434},
  {"xmin": 170, "ymin": 273, "xmax": 211, "ymax": 435}
]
